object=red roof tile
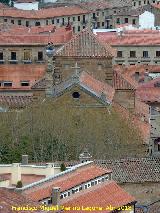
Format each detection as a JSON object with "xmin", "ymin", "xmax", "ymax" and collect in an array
[
  {"xmin": 97, "ymin": 30, "xmax": 160, "ymax": 46},
  {"xmin": 21, "ymin": 174, "xmax": 46, "ymax": 185},
  {"xmin": 0, "ymin": 95, "xmax": 33, "ymax": 108},
  {"xmin": 136, "ymin": 87, "xmax": 160, "ymax": 103},
  {"xmin": 23, "ymin": 163, "xmax": 111, "ymax": 201},
  {"xmin": 80, "ymin": 71, "xmax": 115, "ymax": 103},
  {"xmin": 0, "ymin": 6, "xmax": 89, "ymax": 19},
  {"xmin": 0, "ymin": 64, "xmax": 46, "ymax": 90},
  {"xmin": 0, "ymin": 188, "xmax": 42, "ymax": 213},
  {"xmin": 57, "ymin": 29, "xmax": 115, "ymax": 58},
  {"xmin": 61, "ymin": 180, "xmax": 135, "ymax": 213},
  {"xmin": 16, "ymin": 0, "xmax": 37, "ymax": 3},
  {"xmin": 0, "ymin": 28, "xmax": 72, "ymax": 45}
]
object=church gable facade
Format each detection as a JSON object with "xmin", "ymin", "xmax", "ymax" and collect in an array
[
  {"xmin": 53, "ymin": 29, "xmax": 115, "ymax": 86},
  {"xmin": 46, "ymin": 69, "xmax": 115, "ymax": 107}
]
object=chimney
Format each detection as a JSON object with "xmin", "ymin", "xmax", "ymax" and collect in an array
[
  {"xmin": 51, "ymin": 187, "xmax": 60, "ymax": 205},
  {"xmin": 22, "ymin": 155, "xmax": 28, "ymax": 165},
  {"xmin": 135, "ymin": 72, "xmax": 140, "ymax": 81},
  {"xmin": 144, "ymin": 71, "xmax": 150, "ymax": 83}
]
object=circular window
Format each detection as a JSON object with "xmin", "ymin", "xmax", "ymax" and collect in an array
[{"xmin": 72, "ymin": 92, "xmax": 80, "ymax": 99}]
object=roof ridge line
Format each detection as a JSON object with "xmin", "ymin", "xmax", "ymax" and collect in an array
[{"xmin": 15, "ymin": 161, "xmax": 93, "ymax": 192}]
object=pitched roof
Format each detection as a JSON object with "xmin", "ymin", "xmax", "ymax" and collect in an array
[
  {"xmin": 15, "ymin": 0, "xmax": 38, "ymax": 3},
  {"xmin": 116, "ymin": 65, "xmax": 160, "ymax": 103},
  {"xmin": 18, "ymin": 162, "xmax": 111, "ymax": 201},
  {"xmin": 56, "ymin": 29, "xmax": 115, "ymax": 58},
  {"xmin": 0, "ymin": 30, "xmax": 72, "ymax": 45},
  {"xmin": 96, "ymin": 157, "xmax": 160, "ymax": 183},
  {"xmin": 136, "ymin": 88, "xmax": 160, "ymax": 103},
  {"xmin": 97, "ymin": 30, "xmax": 160, "ymax": 46},
  {"xmin": 0, "ymin": 6, "xmax": 89, "ymax": 19},
  {"xmin": 31, "ymin": 77, "xmax": 49, "ymax": 90},
  {"xmin": 48, "ymin": 71, "xmax": 115, "ymax": 104},
  {"xmin": 113, "ymin": 70, "xmax": 136, "ymax": 90},
  {"xmin": 0, "ymin": 95, "xmax": 33, "ymax": 109},
  {"xmin": 61, "ymin": 180, "xmax": 135, "ymax": 213},
  {"xmin": 0, "ymin": 64, "xmax": 46, "ymax": 90},
  {"xmin": 0, "ymin": 188, "xmax": 42, "ymax": 213}
]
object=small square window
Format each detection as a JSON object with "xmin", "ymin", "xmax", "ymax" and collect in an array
[
  {"xmin": 11, "ymin": 20, "xmax": 14, "ymax": 24},
  {"xmin": 130, "ymin": 51, "xmax": 136, "ymax": 58},
  {"xmin": 4, "ymin": 19, "xmax": 7, "ymax": 22},
  {"xmin": 3, "ymin": 82, "xmax": 12, "ymax": 87},
  {"xmin": 21, "ymin": 81, "xmax": 30, "ymax": 86}
]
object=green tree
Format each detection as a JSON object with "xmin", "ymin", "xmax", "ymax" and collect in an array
[
  {"xmin": 60, "ymin": 163, "xmax": 66, "ymax": 172},
  {"xmin": 16, "ymin": 180, "xmax": 23, "ymax": 188}
]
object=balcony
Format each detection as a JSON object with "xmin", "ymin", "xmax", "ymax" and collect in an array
[
  {"xmin": 8, "ymin": 59, "xmax": 18, "ymax": 64},
  {"xmin": 115, "ymin": 57, "xmax": 125, "ymax": 62},
  {"xmin": 35, "ymin": 59, "xmax": 45, "ymax": 64},
  {"xmin": 22, "ymin": 59, "xmax": 32, "ymax": 64},
  {"xmin": 0, "ymin": 60, "xmax": 5, "ymax": 64},
  {"xmin": 153, "ymin": 57, "xmax": 160, "ymax": 61},
  {"xmin": 128, "ymin": 57, "xmax": 138, "ymax": 62},
  {"xmin": 141, "ymin": 57, "xmax": 151, "ymax": 62}
]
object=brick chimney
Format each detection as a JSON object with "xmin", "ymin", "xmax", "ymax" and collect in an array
[{"xmin": 51, "ymin": 187, "xmax": 60, "ymax": 205}]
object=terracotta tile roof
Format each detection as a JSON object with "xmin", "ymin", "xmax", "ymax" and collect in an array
[
  {"xmin": 79, "ymin": 0, "xmax": 110, "ymax": 11},
  {"xmin": 114, "ymin": 65, "xmax": 160, "ymax": 103},
  {"xmin": 0, "ymin": 188, "xmax": 42, "ymax": 213},
  {"xmin": 136, "ymin": 88, "xmax": 160, "ymax": 103},
  {"xmin": 21, "ymin": 174, "xmax": 46, "ymax": 185},
  {"xmin": 61, "ymin": 180, "xmax": 135, "ymax": 213},
  {"xmin": 49, "ymin": 71, "xmax": 115, "ymax": 104},
  {"xmin": 135, "ymin": 202, "xmax": 160, "ymax": 213},
  {"xmin": 0, "ymin": 6, "xmax": 89, "ymax": 19},
  {"xmin": 97, "ymin": 30, "xmax": 160, "ymax": 46},
  {"xmin": 0, "ymin": 64, "xmax": 46, "ymax": 90},
  {"xmin": 16, "ymin": 0, "xmax": 38, "ymax": 3},
  {"xmin": 95, "ymin": 157, "xmax": 160, "ymax": 183},
  {"xmin": 31, "ymin": 77, "xmax": 49, "ymax": 90},
  {"xmin": 56, "ymin": 29, "xmax": 115, "ymax": 58},
  {"xmin": 113, "ymin": 69, "xmax": 136, "ymax": 89},
  {"xmin": 148, "ymin": 202, "xmax": 160, "ymax": 213},
  {"xmin": 80, "ymin": 71, "xmax": 115, "ymax": 103},
  {"xmin": 0, "ymin": 30, "xmax": 72, "ymax": 45},
  {"xmin": 22, "ymin": 163, "xmax": 111, "ymax": 201},
  {"xmin": 0, "ymin": 95, "xmax": 33, "ymax": 109}
]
